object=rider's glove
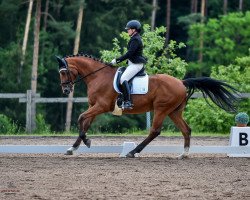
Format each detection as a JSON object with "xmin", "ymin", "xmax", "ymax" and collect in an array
[{"xmin": 111, "ymin": 59, "xmax": 117, "ymax": 65}]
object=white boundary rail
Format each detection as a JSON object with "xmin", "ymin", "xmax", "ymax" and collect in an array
[
  {"xmin": 1, "ymin": 91, "xmax": 250, "ymax": 133},
  {"xmin": 0, "ymin": 144, "xmax": 249, "ymax": 157}
]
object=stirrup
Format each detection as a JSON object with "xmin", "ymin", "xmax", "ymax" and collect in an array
[{"xmin": 122, "ymin": 101, "xmax": 133, "ymax": 110}]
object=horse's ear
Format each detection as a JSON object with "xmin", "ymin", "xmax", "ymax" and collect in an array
[
  {"xmin": 55, "ymin": 55, "xmax": 61, "ymax": 63},
  {"xmin": 55, "ymin": 55, "xmax": 63, "ymax": 68}
]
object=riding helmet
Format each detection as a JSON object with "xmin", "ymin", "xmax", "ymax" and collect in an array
[{"xmin": 125, "ymin": 20, "xmax": 141, "ymax": 32}]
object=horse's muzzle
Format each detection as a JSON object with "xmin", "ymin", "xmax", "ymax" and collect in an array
[
  {"xmin": 63, "ymin": 88, "xmax": 71, "ymax": 95},
  {"xmin": 62, "ymin": 85, "xmax": 72, "ymax": 95}
]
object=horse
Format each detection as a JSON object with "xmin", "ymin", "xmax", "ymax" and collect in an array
[{"xmin": 56, "ymin": 54, "xmax": 239, "ymax": 158}]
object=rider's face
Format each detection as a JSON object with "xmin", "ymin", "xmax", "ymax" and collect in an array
[{"xmin": 127, "ymin": 28, "xmax": 136, "ymax": 36}]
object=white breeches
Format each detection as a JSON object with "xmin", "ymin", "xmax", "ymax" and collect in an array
[{"xmin": 120, "ymin": 60, "xmax": 144, "ymax": 84}]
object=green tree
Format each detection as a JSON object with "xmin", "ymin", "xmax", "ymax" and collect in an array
[
  {"xmin": 80, "ymin": 0, "xmax": 152, "ymax": 56},
  {"xmin": 188, "ymin": 12, "xmax": 250, "ymax": 76}
]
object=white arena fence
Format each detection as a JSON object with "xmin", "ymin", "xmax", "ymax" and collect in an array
[
  {"xmin": 1, "ymin": 127, "xmax": 249, "ymax": 157},
  {"xmin": 0, "ymin": 143, "xmax": 249, "ymax": 157},
  {"xmin": 0, "ymin": 91, "xmax": 250, "ymax": 133}
]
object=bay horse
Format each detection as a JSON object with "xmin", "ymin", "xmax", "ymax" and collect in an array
[{"xmin": 56, "ymin": 54, "xmax": 239, "ymax": 158}]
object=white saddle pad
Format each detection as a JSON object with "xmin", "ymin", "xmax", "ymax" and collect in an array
[{"xmin": 113, "ymin": 70, "xmax": 149, "ymax": 95}]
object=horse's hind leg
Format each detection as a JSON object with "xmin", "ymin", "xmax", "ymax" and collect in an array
[{"xmin": 169, "ymin": 105, "xmax": 191, "ymax": 159}]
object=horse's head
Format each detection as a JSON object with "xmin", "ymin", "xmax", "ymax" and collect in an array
[{"xmin": 56, "ymin": 56, "xmax": 78, "ymax": 95}]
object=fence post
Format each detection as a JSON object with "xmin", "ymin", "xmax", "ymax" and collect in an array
[
  {"xmin": 31, "ymin": 90, "xmax": 37, "ymax": 132},
  {"xmin": 146, "ymin": 112, "xmax": 151, "ymax": 130},
  {"xmin": 26, "ymin": 90, "xmax": 32, "ymax": 133}
]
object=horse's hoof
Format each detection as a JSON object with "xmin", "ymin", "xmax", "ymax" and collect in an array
[
  {"xmin": 65, "ymin": 150, "xmax": 73, "ymax": 155},
  {"xmin": 85, "ymin": 139, "xmax": 91, "ymax": 148},
  {"xmin": 177, "ymin": 154, "xmax": 188, "ymax": 160},
  {"xmin": 126, "ymin": 152, "xmax": 135, "ymax": 158},
  {"xmin": 65, "ymin": 146, "xmax": 78, "ymax": 155}
]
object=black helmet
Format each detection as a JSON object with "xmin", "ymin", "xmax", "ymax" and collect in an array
[{"xmin": 125, "ymin": 20, "xmax": 141, "ymax": 31}]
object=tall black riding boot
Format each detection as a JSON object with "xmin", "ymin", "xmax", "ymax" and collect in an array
[{"xmin": 121, "ymin": 81, "xmax": 133, "ymax": 110}]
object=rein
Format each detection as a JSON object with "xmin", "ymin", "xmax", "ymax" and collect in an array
[{"xmin": 73, "ymin": 65, "xmax": 108, "ymax": 84}]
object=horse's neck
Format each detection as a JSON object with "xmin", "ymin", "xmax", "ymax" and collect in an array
[{"xmin": 76, "ymin": 58, "xmax": 116, "ymax": 86}]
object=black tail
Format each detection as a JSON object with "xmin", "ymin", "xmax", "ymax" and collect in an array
[{"xmin": 183, "ymin": 77, "xmax": 240, "ymax": 113}]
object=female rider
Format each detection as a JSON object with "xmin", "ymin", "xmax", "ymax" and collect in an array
[{"xmin": 111, "ymin": 20, "xmax": 147, "ymax": 109}]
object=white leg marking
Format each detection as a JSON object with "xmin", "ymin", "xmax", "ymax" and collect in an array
[
  {"xmin": 65, "ymin": 146, "xmax": 79, "ymax": 155},
  {"xmin": 177, "ymin": 147, "xmax": 189, "ymax": 160}
]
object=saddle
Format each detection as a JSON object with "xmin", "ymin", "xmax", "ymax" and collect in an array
[
  {"xmin": 115, "ymin": 67, "xmax": 146, "ymax": 92},
  {"xmin": 113, "ymin": 67, "xmax": 149, "ymax": 110}
]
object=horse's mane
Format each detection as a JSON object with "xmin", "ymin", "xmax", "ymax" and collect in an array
[{"xmin": 63, "ymin": 53, "xmax": 115, "ymax": 68}]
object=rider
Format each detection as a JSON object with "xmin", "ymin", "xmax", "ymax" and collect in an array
[{"xmin": 111, "ymin": 20, "xmax": 147, "ymax": 110}]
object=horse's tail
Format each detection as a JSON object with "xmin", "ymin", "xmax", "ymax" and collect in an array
[{"xmin": 182, "ymin": 77, "xmax": 240, "ymax": 113}]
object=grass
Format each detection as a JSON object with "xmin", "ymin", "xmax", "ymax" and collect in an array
[{"xmin": 0, "ymin": 130, "xmax": 230, "ymax": 137}]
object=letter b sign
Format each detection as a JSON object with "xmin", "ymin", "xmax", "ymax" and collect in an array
[
  {"xmin": 239, "ymin": 132, "xmax": 248, "ymax": 146},
  {"xmin": 229, "ymin": 127, "xmax": 250, "ymax": 157}
]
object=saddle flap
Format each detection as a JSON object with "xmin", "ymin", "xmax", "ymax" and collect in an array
[
  {"xmin": 113, "ymin": 67, "xmax": 149, "ymax": 95},
  {"xmin": 116, "ymin": 67, "xmax": 126, "ymax": 92}
]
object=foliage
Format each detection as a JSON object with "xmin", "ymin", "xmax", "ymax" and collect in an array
[
  {"xmin": 178, "ymin": 13, "xmax": 202, "ymax": 29},
  {"xmin": 185, "ymin": 100, "xmax": 233, "ymax": 133},
  {"xmin": 0, "ymin": 42, "xmax": 26, "ymax": 92},
  {"xmin": 90, "ymin": 113, "xmax": 146, "ymax": 133},
  {"xmin": 187, "ymin": 12, "xmax": 250, "ymax": 75},
  {"xmin": 81, "ymin": 0, "xmax": 152, "ymax": 55},
  {"xmin": 101, "ymin": 24, "xmax": 187, "ymax": 79},
  {"xmin": 211, "ymin": 53, "xmax": 250, "ymax": 92},
  {"xmin": 34, "ymin": 114, "xmax": 51, "ymax": 134},
  {"xmin": 0, "ymin": 114, "xmax": 18, "ymax": 134}
]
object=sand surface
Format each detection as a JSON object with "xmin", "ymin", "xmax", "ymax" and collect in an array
[{"xmin": 0, "ymin": 136, "xmax": 249, "ymax": 200}]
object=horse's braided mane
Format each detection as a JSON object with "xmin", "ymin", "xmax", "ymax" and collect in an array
[{"xmin": 64, "ymin": 52, "xmax": 115, "ymax": 67}]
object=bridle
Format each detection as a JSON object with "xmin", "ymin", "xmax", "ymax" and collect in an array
[{"xmin": 58, "ymin": 58, "xmax": 108, "ymax": 87}]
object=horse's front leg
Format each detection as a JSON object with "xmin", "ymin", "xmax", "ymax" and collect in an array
[
  {"xmin": 65, "ymin": 117, "xmax": 94, "ymax": 155},
  {"xmin": 65, "ymin": 105, "xmax": 104, "ymax": 155}
]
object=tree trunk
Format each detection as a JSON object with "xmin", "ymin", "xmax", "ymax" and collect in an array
[
  {"xmin": 19, "ymin": 0, "xmax": 33, "ymax": 84},
  {"xmin": 197, "ymin": 0, "xmax": 205, "ymax": 77},
  {"xmin": 191, "ymin": 0, "xmax": 198, "ymax": 13},
  {"xmin": 43, "ymin": 0, "xmax": 49, "ymax": 32},
  {"xmin": 41, "ymin": 0, "xmax": 50, "ymax": 65},
  {"xmin": 65, "ymin": 3, "xmax": 84, "ymax": 132},
  {"xmin": 56, "ymin": 0, "xmax": 62, "ymax": 17},
  {"xmin": 151, "ymin": 0, "xmax": 157, "ymax": 30},
  {"xmin": 239, "ymin": 0, "xmax": 243, "ymax": 11},
  {"xmin": 30, "ymin": 0, "xmax": 41, "ymax": 132},
  {"xmin": 165, "ymin": 0, "xmax": 171, "ymax": 45},
  {"xmin": 223, "ymin": 0, "xmax": 228, "ymax": 15}
]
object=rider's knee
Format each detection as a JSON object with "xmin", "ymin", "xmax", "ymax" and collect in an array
[{"xmin": 120, "ymin": 77, "xmax": 128, "ymax": 85}]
